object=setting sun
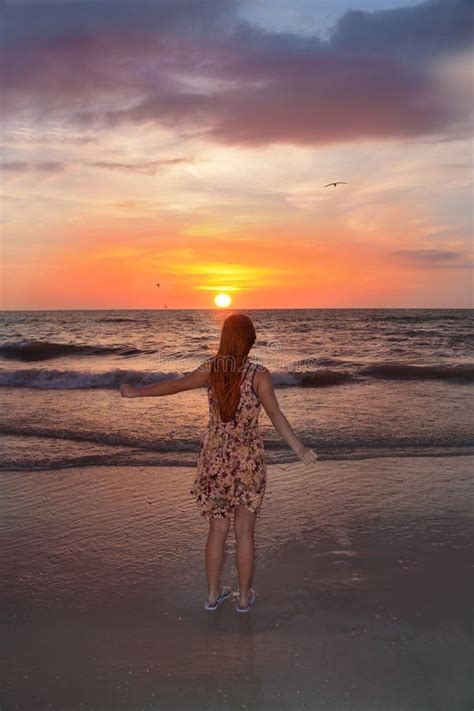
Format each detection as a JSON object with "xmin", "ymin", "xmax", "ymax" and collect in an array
[{"xmin": 214, "ymin": 293, "xmax": 232, "ymax": 308}]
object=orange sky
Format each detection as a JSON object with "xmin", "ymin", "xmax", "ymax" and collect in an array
[{"xmin": 1, "ymin": 1, "xmax": 472, "ymax": 309}]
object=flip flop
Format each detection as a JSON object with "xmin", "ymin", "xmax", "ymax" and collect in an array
[
  {"xmin": 203, "ymin": 586, "xmax": 232, "ymax": 611},
  {"xmin": 235, "ymin": 589, "xmax": 256, "ymax": 613}
]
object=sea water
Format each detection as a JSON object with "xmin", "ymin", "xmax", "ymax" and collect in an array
[{"xmin": 1, "ymin": 308, "xmax": 473, "ymax": 471}]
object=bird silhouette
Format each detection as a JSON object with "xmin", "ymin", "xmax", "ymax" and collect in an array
[
  {"xmin": 156, "ymin": 283, "xmax": 160, "ymax": 287},
  {"xmin": 324, "ymin": 182, "xmax": 347, "ymax": 188}
]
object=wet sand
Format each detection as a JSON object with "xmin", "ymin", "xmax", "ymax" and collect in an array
[{"xmin": 1, "ymin": 457, "xmax": 473, "ymax": 711}]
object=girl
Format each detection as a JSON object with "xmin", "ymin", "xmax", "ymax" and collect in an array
[{"xmin": 120, "ymin": 313, "xmax": 318, "ymax": 613}]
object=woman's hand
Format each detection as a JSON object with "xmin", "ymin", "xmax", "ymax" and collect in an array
[
  {"xmin": 120, "ymin": 384, "xmax": 140, "ymax": 398},
  {"xmin": 296, "ymin": 446, "xmax": 319, "ymax": 464}
]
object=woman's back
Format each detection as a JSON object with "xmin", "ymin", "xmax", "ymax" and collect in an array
[{"xmin": 207, "ymin": 358, "xmax": 262, "ymax": 431}]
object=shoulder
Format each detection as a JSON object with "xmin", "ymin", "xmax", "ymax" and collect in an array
[
  {"xmin": 251, "ymin": 362, "xmax": 270, "ymax": 392},
  {"xmin": 252, "ymin": 362, "xmax": 268, "ymax": 375},
  {"xmin": 197, "ymin": 357, "xmax": 214, "ymax": 387},
  {"xmin": 199, "ymin": 356, "xmax": 214, "ymax": 372}
]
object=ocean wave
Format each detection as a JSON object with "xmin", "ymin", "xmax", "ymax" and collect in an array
[
  {"xmin": 98, "ymin": 317, "xmax": 141, "ymax": 323},
  {"xmin": 289, "ymin": 357, "xmax": 345, "ymax": 368},
  {"xmin": 1, "ymin": 361, "xmax": 473, "ymax": 389},
  {"xmin": 0, "ymin": 367, "xmax": 167, "ymax": 389},
  {"xmin": 400, "ymin": 329, "xmax": 444, "ymax": 337},
  {"xmin": 0, "ymin": 339, "xmax": 152, "ymax": 362},
  {"xmin": 0, "ymin": 423, "xmax": 199, "ymax": 451},
  {"xmin": 371, "ymin": 312, "xmax": 472, "ymax": 323},
  {"xmin": 359, "ymin": 363, "xmax": 474, "ymax": 381},
  {"xmin": 294, "ymin": 370, "xmax": 356, "ymax": 386},
  {"xmin": 0, "ymin": 453, "xmax": 199, "ymax": 472},
  {"xmin": 2, "ymin": 438, "xmax": 473, "ymax": 472}
]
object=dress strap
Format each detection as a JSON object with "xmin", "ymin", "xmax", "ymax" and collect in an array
[{"xmin": 240, "ymin": 360, "xmax": 252, "ymax": 386}]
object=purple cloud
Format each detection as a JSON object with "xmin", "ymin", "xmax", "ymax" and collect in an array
[
  {"xmin": 2, "ymin": 0, "xmax": 473, "ymax": 146},
  {"xmin": 389, "ymin": 249, "xmax": 472, "ymax": 268},
  {"xmin": 330, "ymin": 0, "xmax": 474, "ymax": 56}
]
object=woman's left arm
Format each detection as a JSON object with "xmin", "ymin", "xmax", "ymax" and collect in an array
[{"xmin": 120, "ymin": 361, "xmax": 210, "ymax": 398}]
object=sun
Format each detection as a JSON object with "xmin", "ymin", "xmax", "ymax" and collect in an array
[{"xmin": 214, "ymin": 292, "xmax": 232, "ymax": 308}]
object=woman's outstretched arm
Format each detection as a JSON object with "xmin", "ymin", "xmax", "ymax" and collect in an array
[
  {"xmin": 256, "ymin": 367, "xmax": 318, "ymax": 464},
  {"xmin": 120, "ymin": 360, "xmax": 210, "ymax": 398}
]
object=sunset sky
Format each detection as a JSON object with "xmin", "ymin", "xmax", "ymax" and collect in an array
[{"xmin": 1, "ymin": 0, "xmax": 473, "ymax": 309}]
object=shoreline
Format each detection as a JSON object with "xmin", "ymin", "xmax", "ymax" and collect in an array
[
  {"xmin": 2, "ymin": 445, "xmax": 474, "ymax": 476},
  {"xmin": 1, "ymin": 457, "xmax": 473, "ymax": 710}
]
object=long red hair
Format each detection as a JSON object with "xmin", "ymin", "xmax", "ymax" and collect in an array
[{"xmin": 209, "ymin": 313, "xmax": 256, "ymax": 422}]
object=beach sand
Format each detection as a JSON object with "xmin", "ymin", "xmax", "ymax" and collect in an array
[{"xmin": 1, "ymin": 457, "xmax": 473, "ymax": 711}]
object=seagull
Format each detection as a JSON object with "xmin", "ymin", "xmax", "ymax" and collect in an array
[
  {"xmin": 156, "ymin": 283, "xmax": 160, "ymax": 287},
  {"xmin": 324, "ymin": 182, "xmax": 347, "ymax": 188},
  {"xmin": 164, "ymin": 304, "xmax": 168, "ymax": 309}
]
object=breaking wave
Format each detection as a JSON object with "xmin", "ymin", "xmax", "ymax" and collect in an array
[
  {"xmin": 1, "ymin": 361, "xmax": 473, "ymax": 389},
  {"xmin": 0, "ymin": 339, "xmax": 153, "ymax": 362}
]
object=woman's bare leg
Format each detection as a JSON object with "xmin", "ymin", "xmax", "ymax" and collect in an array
[
  {"xmin": 234, "ymin": 505, "xmax": 257, "ymax": 607},
  {"xmin": 205, "ymin": 516, "xmax": 231, "ymax": 603}
]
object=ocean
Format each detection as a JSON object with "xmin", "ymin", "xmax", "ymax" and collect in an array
[
  {"xmin": 1, "ymin": 308, "xmax": 474, "ymax": 711},
  {"xmin": 1, "ymin": 308, "xmax": 473, "ymax": 472}
]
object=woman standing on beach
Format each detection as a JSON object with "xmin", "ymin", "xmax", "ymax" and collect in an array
[{"xmin": 120, "ymin": 313, "xmax": 318, "ymax": 612}]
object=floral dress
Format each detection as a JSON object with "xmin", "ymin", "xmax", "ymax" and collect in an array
[{"xmin": 191, "ymin": 358, "xmax": 267, "ymax": 519}]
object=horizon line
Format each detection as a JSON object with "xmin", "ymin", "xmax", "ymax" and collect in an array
[{"xmin": 1, "ymin": 306, "xmax": 472, "ymax": 313}]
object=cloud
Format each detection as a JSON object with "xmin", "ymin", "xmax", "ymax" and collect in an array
[
  {"xmin": 114, "ymin": 200, "xmax": 137, "ymax": 209},
  {"xmin": 330, "ymin": 0, "xmax": 474, "ymax": 57},
  {"xmin": 2, "ymin": 0, "xmax": 238, "ymax": 48},
  {"xmin": 1, "ymin": 158, "xmax": 191, "ymax": 176},
  {"xmin": 2, "ymin": 161, "xmax": 67, "ymax": 173},
  {"xmin": 90, "ymin": 158, "xmax": 193, "ymax": 175},
  {"xmin": 2, "ymin": 0, "xmax": 473, "ymax": 146},
  {"xmin": 2, "ymin": 161, "xmax": 30, "ymax": 173},
  {"xmin": 388, "ymin": 248, "xmax": 472, "ymax": 268}
]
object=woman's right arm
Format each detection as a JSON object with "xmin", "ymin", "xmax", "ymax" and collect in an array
[
  {"xmin": 256, "ymin": 367, "xmax": 318, "ymax": 464},
  {"xmin": 120, "ymin": 359, "xmax": 211, "ymax": 398}
]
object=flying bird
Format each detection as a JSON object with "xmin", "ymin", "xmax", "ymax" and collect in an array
[
  {"xmin": 156, "ymin": 283, "xmax": 160, "ymax": 287},
  {"xmin": 324, "ymin": 182, "xmax": 347, "ymax": 188}
]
